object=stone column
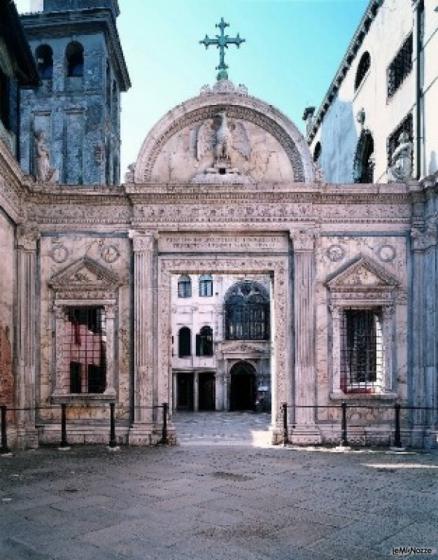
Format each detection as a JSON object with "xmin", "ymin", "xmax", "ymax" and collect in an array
[
  {"xmin": 290, "ymin": 228, "xmax": 321, "ymax": 444},
  {"xmin": 15, "ymin": 224, "xmax": 40, "ymax": 448},
  {"xmin": 104, "ymin": 303, "xmax": 117, "ymax": 397},
  {"xmin": 412, "ymin": 214, "xmax": 438, "ymax": 446},
  {"xmin": 410, "ymin": 223, "xmax": 433, "ymax": 446},
  {"xmin": 329, "ymin": 304, "xmax": 342, "ymax": 397},
  {"xmin": 194, "ymin": 371, "xmax": 199, "ymax": 412},
  {"xmin": 129, "ymin": 231, "xmax": 157, "ymax": 444},
  {"xmin": 382, "ymin": 304, "xmax": 395, "ymax": 393}
]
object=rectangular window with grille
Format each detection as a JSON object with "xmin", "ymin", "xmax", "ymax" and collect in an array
[
  {"xmin": 387, "ymin": 113, "xmax": 413, "ymax": 166},
  {"xmin": 387, "ymin": 34, "xmax": 413, "ymax": 98},
  {"xmin": 64, "ymin": 306, "xmax": 107, "ymax": 394},
  {"xmin": 340, "ymin": 308, "xmax": 383, "ymax": 393}
]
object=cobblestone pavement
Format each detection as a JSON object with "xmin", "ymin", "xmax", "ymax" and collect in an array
[{"xmin": 1, "ymin": 413, "xmax": 438, "ymax": 560}]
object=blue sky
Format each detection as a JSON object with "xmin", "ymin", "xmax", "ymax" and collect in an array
[{"xmin": 16, "ymin": 0, "xmax": 368, "ymax": 174}]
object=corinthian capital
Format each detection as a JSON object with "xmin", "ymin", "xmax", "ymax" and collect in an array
[
  {"xmin": 129, "ymin": 230, "xmax": 157, "ymax": 253},
  {"xmin": 290, "ymin": 227, "xmax": 319, "ymax": 252},
  {"xmin": 16, "ymin": 223, "xmax": 40, "ymax": 251}
]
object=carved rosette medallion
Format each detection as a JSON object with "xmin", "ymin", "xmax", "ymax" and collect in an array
[
  {"xmin": 50, "ymin": 244, "xmax": 69, "ymax": 264},
  {"xmin": 101, "ymin": 245, "xmax": 120, "ymax": 264},
  {"xmin": 326, "ymin": 244, "xmax": 345, "ymax": 262},
  {"xmin": 377, "ymin": 244, "xmax": 396, "ymax": 263}
]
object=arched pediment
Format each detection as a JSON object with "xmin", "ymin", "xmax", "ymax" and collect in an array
[{"xmin": 133, "ymin": 86, "xmax": 316, "ymax": 184}]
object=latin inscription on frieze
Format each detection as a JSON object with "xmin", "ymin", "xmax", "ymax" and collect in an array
[{"xmin": 158, "ymin": 234, "xmax": 289, "ymax": 253}]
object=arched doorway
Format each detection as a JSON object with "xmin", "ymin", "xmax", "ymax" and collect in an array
[{"xmin": 230, "ymin": 361, "xmax": 257, "ymax": 411}]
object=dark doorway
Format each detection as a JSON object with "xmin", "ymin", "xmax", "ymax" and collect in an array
[
  {"xmin": 177, "ymin": 373, "xmax": 194, "ymax": 411},
  {"xmin": 199, "ymin": 372, "xmax": 215, "ymax": 410},
  {"xmin": 230, "ymin": 362, "xmax": 256, "ymax": 411}
]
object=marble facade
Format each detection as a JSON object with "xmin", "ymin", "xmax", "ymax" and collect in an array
[{"xmin": 1, "ymin": 75, "xmax": 437, "ymax": 449}]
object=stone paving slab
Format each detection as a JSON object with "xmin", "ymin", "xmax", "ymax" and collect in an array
[{"xmin": 1, "ymin": 412, "xmax": 438, "ymax": 559}]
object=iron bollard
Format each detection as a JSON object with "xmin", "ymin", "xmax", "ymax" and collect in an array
[
  {"xmin": 341, "ymin": 401, "xmax": 348, "ymax": 447},
  {"xmin": 109, "ymin": 402, "xmax": 117, "ymax": 448},
  {"xmin": 394, "ymin": 403, "xmax": 402, "ymax": 448},
  {"xmin": 60, "ymin": 403, "xmax": 68, "ymax": 448},
  {"xmin": 161, "ymin": 402, "xmax": 169, "ymax": 444},
  {"xmin": 1, "ymin": 405, "xmax": 10, "ymax": 454},
  {"xmin": 282, "ymin": 403, "xmax": 288, "ymax": 445}
]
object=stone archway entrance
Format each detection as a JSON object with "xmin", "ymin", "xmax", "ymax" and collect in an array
[{"xmin": 230, "ymin": 361, "xmax": 256, "ymax": 411}]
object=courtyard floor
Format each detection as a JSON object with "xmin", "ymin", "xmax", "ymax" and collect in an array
[{"xmin": 0, "ymin": 413, "xmax": 438, "ymax": 560}]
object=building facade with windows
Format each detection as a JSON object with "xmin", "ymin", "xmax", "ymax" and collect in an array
[
  {"xmin": 306, "ymin": 0, "xmax": 438, "ymax": 184},
  {"xmin": 171, "ymin": 274, "xmax": 271, "ymax": 413},
  {"xmin": 0, "ymin": 1, "xmax": 438, "ymax": 449}
]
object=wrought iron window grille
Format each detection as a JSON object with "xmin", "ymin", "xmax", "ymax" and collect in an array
[
  {"xmin": 340, "ymin": 308, "xmax": 383, "ymax": 394},
  {"xmin": 387, "ymin": 34, "xmax": 413, "ymax": 98}
]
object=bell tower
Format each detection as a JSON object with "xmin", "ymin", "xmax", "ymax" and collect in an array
[{"xmin": 19, "ymin": 0, "xmax": 130, "ymax": 185}]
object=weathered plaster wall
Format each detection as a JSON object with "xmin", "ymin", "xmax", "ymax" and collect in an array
[{"xmin": 0, "ymin": 211, "xmax": 14, "ymax": 407}]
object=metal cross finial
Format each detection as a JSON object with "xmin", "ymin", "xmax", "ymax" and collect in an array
[{"xmin": 200, "ymin": 18, "xmax": 246, "ymax": 81}]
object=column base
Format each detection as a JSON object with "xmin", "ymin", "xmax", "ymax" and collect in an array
[
  {"xmin": 16, "ymin": 426, "xmax": 39, "ymax": 449},
  {"xmin": 128, "ymin": 423, "xmax": 155, "ymax": 446},
  {"xmin": 289, "ymin": 425, "xmax": 322, "ymax": 445}
]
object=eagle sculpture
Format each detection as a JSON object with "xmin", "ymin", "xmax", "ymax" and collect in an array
[{"xmin": 192, "ymin": 111, "xmax": 251, "ymax": 163}]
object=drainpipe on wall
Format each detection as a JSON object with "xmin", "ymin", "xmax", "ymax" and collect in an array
[{"xmin": 414, "ymin": 0, "xmax": 424, "ymax": 180}]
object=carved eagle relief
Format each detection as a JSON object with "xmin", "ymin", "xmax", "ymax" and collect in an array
[{"xmin": 191, "ymin": 113, "xmax": 251, "ymax": 163}]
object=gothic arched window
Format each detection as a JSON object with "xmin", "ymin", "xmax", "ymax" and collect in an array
[
  {"xmin": 199, "ymin": 274, "xmax": 213, "ymax": 297},
  {"xmin": 196, "ymin": 326, "xmax": 213, "ymax": 356},
  {"xmin": 36, "ymin": 45, "xmax": 53, "ymax": 80},
  {"xmin": 178, "ymin": 275, "xmax": 192, "ymax": 298},
  {"xmin": 355, "ymin": 52, "xmax": 371, "ymax": 91},
  {"xmin": 353, "ymin": 130, "xmax": 374, "ymax": 183},
  {"xmin": 66, "ymin": 42, "xmax": 84, "ymax": 77},
  {"xmin": 178, "ymin": 327, "xmax": 191, "ymax": 357},
  {"xmin": 225, "ymin": 281, "xmax": 270, "ymax": 341}
]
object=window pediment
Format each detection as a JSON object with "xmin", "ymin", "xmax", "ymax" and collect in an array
[
  {"xmin": 49, "ymin": 257, "xmax": 121, "ymax": 297},
  {"xmin": 326, "ymin": 255, "xmax": 399, "ymax": 293}
]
